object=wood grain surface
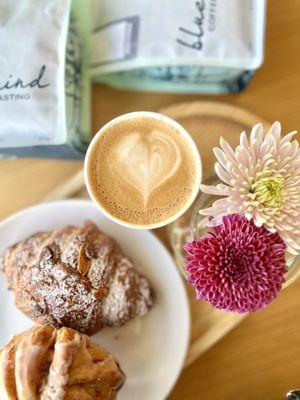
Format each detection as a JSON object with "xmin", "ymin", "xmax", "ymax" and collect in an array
[{"xmin": 0, "ymin": 1, "xmax": 299, "ymax": 399}]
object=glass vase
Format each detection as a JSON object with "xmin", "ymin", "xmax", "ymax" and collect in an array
[{"xmin": 168, "ymin": 185, "xmax": 300, "ymax": 288}]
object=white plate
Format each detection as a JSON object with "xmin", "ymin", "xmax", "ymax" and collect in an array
[{"xmin": 0, "ymin": 200, "xmax": 190, "ymax": 400}]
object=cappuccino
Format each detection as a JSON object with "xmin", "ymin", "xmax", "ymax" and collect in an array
[{"xmin": 85, "ymin": 112, "xmax": 201, "ymax": 228}]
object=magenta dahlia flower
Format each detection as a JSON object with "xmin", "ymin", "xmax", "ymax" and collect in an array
[{"xmin": 184, "ymin": 214, "xmax": 287, "ymax": 313}]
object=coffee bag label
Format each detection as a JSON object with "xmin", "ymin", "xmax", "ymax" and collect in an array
[
  {"xmin": 90, "ymin": 16, "xmax": 139, "ymax": 68},
  {"xmin": 90, "ymin": 0, "xmax": 265, "ymax": 74},
  {"xmin": 0, "ymin": 0, "xmax": 70, "ymax": 148}
]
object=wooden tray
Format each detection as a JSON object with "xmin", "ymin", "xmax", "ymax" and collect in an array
[{"xmin": 43, "ymin": 101, "xmax": 269, "ymax": 368}]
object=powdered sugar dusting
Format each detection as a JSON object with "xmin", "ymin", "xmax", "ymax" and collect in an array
[{"xmin": 1, "ymin": 221, "xmax": 154, "ymax": 334}]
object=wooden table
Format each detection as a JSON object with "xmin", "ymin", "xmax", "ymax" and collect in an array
[{"xmin": 0, "ymin": 1, "xmax": 299, "ymax": 399}]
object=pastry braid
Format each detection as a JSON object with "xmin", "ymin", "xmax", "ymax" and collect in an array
[
  {"xmin": 0, "ymin": 326, "xmax": 125, "ymax": 400},
  {"xmin": 1, "ymin": 221, "xmax": 154, "ymax": 334}
]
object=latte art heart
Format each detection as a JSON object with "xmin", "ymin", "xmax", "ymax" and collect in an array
[
  {"xmin": 87, "ymin": 113, "xmax": 200, "ymax": 227},
  {"xmin": 112, "ymin": 130, "xmax": 181, "ymax": 206}
]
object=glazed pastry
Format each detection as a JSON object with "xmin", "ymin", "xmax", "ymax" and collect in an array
[
  {"xmin": 1, "ymin": 221, "xmax": 154, "ymax": 334},
  {"xmin": 0, "ymin": 325, "xmax": 125, "ymax": 400}
]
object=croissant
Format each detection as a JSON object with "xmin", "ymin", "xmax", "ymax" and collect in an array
[
  {"xmin": 1, "ymin": 221, "xmax": 154, "ymax": 334},
  {"xmin": 0, "ymin": 325, "xmax": 125, "ymax": 400}
]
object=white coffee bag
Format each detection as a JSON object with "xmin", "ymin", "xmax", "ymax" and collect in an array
[
  {"xmin": 0, "ymin": 0, "xmax": 91, "ymax": 158},
  {"xmin": 90, "ymin": 0, "xmax": 266, "ymax": 93},
  {"xmin": 0, "ymin": 0, "xmax": 70, "ymax": 147}
]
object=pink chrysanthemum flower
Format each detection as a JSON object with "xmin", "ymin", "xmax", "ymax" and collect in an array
[
  {"xmin": 200, "ymin": 122, "xmax": 300, "ymax": 254},
  {"xmin": 184, "ymin": 214, "xmax": 287, "ymax": 313}
]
